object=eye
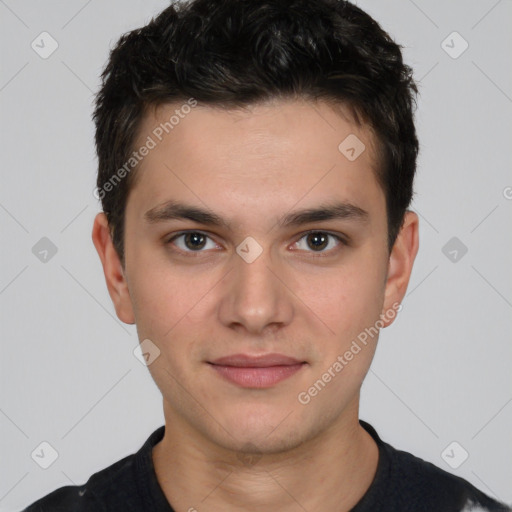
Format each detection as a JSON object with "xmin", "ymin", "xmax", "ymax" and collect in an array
[
  {"xmin": 293, "ymin": 231, "xmax": 343, "ymax": 254},
  {"xmin": 167, "ymin": 231, "xmax": 219, "ymax": 253}
]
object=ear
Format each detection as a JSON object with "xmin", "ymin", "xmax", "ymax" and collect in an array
[
  {"xmin": 381, "ymin": 211, "xmax": 419, "ymax": 327},
  {"xmin": 92, "ymin": 212, "xmax": 135, "ymax": 324}
]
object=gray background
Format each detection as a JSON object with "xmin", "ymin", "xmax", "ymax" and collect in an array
[{"xmin": 1, "ymin": 0, "xmax": 511, "ymax": 510}]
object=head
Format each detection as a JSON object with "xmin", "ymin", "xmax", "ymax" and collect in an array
[{"xmin": 92, "ymin": 0, "xmax": 419, "ymax": 454}]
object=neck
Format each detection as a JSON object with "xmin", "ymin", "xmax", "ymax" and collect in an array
[{"xmin": 152, "ymin": 399, "xmax": 379, "ymax": 512}]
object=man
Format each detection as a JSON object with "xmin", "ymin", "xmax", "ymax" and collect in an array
[{"xmin": 23, "ymin": 0, "xmax": 511, "ymax": 510}]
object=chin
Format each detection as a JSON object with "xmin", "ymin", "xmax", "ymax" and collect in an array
[
  {"xmin": 202, "ymin": 401, "xmax": 327, "ymax": 456},
  {"xmin": 219, "ymin": 425, "xmax": 308, "ymax": 457}
]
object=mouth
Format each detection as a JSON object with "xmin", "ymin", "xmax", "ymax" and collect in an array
[{"xmin": 207, "ymin": 353, "xmax": 307, "ymax": 389}]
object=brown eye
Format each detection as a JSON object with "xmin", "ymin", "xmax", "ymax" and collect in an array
[
  {"xmin": 183, "ymin": 232, "xmax": 207, "ymax": 250},
  {"xmin": 306, "ymin": 232, "xmax": 329, "ymax": 251},
  {"xmin": 293, "ymin": 231, "xmax": 343, "ymax": 254},
  {"xmin": 168, "ymin": 232, "xmax": 217, "ymax": 253}
]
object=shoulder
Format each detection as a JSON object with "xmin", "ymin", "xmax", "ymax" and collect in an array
[
  {"xmin": 22, "ymin": 427, "xmax": 165, "ymax": 512},
  {"xmin": 359, "ymin": 421, "xmax": 511, "ymax": 512},
  {"xmin": 385, "ymin": 442, "xmax": 510, "ymax": 511},
  {"xmin": 22, "ymin": 453, "xmax": 136, "ymax": 511}
]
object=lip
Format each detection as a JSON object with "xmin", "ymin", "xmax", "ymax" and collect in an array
[
  {"xmin": 210, "ymin": 353, "xmax": 304, "ymax": 367},
  {"xmin": 208, "ymin": 353, "xmax": 306, "ymax": 388}
]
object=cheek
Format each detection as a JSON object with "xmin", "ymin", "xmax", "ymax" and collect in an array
[
  {"xmin": 127, "ymin": 257, "xmax": 187, "ymax": 341},
  {"xmin": 130, "ymin": 271, "xmax": 202, "ymax": 391},
  {"xmin": 126, "ymin": 250, "xmax": 222, "ymax": 359},
  {"xmin": 291, "ymin": 259, "xmax": 386, "ymax": 339}
]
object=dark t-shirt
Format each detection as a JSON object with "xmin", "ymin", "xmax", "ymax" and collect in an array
[{"xmin": 23, "ymin": 420, "xmax": 511, "ymax": 511}]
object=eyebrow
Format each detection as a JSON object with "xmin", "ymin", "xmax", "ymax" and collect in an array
[{"xmin": 143, "ymin": 200, "xmax": 368, "ymax": 229}]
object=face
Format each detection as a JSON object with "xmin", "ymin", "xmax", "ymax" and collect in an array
[{"xmin": 93, "ymin": 99, "xmax": 418, "ymax": 454}]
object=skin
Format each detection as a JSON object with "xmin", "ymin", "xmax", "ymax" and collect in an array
[{"xmin": 92, "ymin": 98, "xmax": 419, "ymax": 512}]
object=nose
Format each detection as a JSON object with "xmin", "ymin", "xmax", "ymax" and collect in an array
[{"xmin": 217, "ymin": 242, "xmax": 294, "ymax": 336}]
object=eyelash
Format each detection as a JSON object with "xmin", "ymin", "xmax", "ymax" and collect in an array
[{"xmin": 165, "ymin": 230, "xmax": 346, "ymax": 257}]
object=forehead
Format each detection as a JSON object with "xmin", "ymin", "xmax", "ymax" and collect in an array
[{"xmin": 126, "ymin": 99, "xmax": 385, "ymax": 224}]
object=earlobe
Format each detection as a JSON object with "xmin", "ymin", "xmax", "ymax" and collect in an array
[
  {"xmin": 381, "ymin": 211, "xmax": 419, "ymax": 327},
  {"xmin": 91, "ymin": 212, "xmax": 135, "ymax": 325}
]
